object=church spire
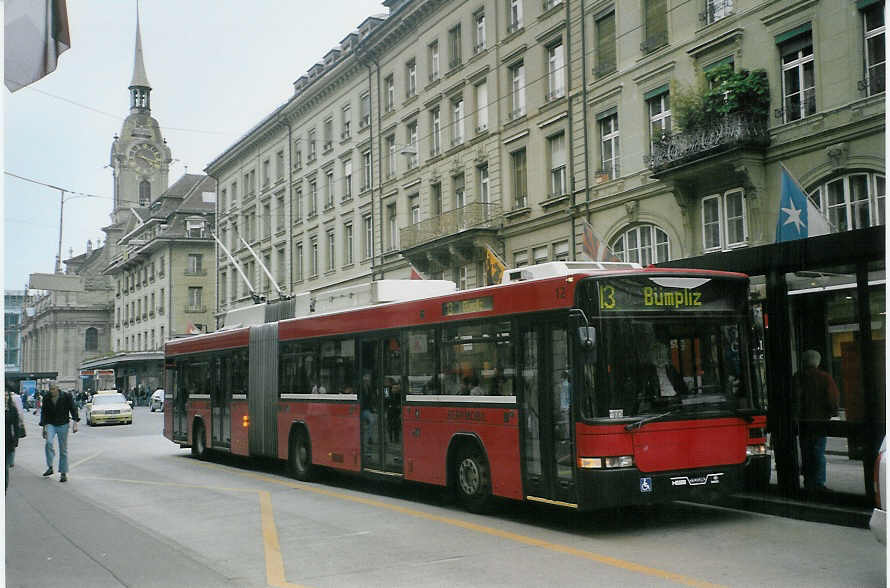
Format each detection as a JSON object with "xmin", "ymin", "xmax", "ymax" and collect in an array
[{"xmin": 128, "ymin": 2, "xmax": 151, "ymax": 112}]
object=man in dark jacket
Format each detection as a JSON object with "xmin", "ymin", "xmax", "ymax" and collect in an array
[
  {"xmin": 793, "ymin": 349, "xmax": 840, "ymax": 493},
  {"xmin": 39, "ymin": 383, "xmax": 79, "ymax": 482}
]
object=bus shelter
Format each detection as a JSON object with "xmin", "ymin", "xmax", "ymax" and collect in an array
[{"xmin": 659, "ymin": 225, "xmax": 885, "ymax": 507}]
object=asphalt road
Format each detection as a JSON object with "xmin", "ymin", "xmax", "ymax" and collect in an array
[{"xmin": 5, "ymin": 408, "xmax": 886, "ymax": 587}]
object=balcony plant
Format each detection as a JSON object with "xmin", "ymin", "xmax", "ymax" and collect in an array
[{"xmin": 670, "ymin": 64, "xmax": 769, "ymax": 132}]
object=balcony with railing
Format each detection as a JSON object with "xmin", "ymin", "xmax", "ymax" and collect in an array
[
  {"xmin": 400, "ymin": 202, "xmax": 501, "ymax": 250},
  {"xmin": 646, "ymin": 111, "xmax": 769, "ymax": 177}
]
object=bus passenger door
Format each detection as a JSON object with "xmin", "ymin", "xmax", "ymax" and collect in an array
[
  {"xmin": 360, "ymin": 334, "xmax": 403, "ymax": 474},
  {"xmin": 519, "ymin": 320, "xmax": 576, "ymax": 505},
  {"xmin": 211, "ymin": 356, "xmax": 230, "ymax": 448},
  {"xmin": 172, "ymin": 360, "xmax": 188, "ymax": 441}
]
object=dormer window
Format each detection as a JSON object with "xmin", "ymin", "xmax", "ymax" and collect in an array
[{"xmin": 186, "ymin": 218, "xmax": 205, "ymax": 238}]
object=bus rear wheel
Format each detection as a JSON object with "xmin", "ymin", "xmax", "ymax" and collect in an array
[
  {"xmin": 191, "ymin": 421, "xmax": 207, "ymax": 460},
  {"xmin": 455, "ymin": 446, "xmax": 492, "ymax": 513},
  {"xmin": 289, "ymin": 429, "xmax": 314, "ymax": 481}
]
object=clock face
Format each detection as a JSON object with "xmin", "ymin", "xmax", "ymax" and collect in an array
[{"xmin": 129, "ymin": 143, "xmax": 163, "ymax": 174}]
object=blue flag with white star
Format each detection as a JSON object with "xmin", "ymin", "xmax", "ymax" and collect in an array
[{"xmin": 775, "ymin": 165, "xmax": 829, "ymax": 243}]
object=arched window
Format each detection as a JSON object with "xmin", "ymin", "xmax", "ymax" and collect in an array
[
  {"xmin": 139, "ymin": 180, "xmax": 151, "ymax": 206},
  {"xmin": 610, "ymin": 224, "xmax": 670, "ymax": 266},
  {"xmin": 85, "ymin": 327, "xmax": 98, "ymax": 352},
  {"xmin": 808, "ymin": 172, "xmax": 885, "ymax": 232}
]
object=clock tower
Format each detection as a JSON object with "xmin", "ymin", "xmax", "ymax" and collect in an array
[{"xmin": 109, "ymin": 9, "xmax": 171, "ymax": 225}]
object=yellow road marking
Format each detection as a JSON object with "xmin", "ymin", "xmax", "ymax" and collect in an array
[
  {"xmin": 69, "ymin": 451, "xmax": 103, "ymax": 470},
  {"xmin": 194, "ymin": 462, "xmax": 725, "ymax": 588},
  {"xmin": 78, "ymin": 476, "xmax": 305, "ymax": 588}
]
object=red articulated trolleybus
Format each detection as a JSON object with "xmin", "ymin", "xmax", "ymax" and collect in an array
[{"xmin": 164, "ymin": 261, "xmax": 768, "ymax": 512}]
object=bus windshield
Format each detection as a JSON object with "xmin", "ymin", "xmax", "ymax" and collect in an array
[{"xmin": 577, "ymin": 275, "xmax": 754, "ymax": 421}]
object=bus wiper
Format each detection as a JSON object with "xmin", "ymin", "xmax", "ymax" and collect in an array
[{"xmin": 625, "ymin": 408, "xmax": 684, "ymax": 431}]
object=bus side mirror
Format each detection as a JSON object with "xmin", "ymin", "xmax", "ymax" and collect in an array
[{"xmin": 578, "ymin": 327, "xmax": 596, "ymax": 351}]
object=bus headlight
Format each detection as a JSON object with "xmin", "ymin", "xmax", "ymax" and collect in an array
[
  {"xmin": 578, "ymin": 455, "xmax": 634, "ymax": 469},
  {"xmin": 746, "ymin": 444, "xmax": 767, "ymax": 456}
]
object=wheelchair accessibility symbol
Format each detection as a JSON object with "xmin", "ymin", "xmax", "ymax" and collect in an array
[{"xmin": 639, "ymin": 477, "xmax": 653, "ymax": 493}]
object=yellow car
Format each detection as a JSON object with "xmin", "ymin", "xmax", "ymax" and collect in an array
[{"xmin": 85, "ymin": 391, "xmax": 134, "ymax": 426}]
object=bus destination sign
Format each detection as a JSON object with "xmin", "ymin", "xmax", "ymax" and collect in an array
[
  {"xmin": 597, "ymin": 277, "xmax": 740, "ymax": 313},
  {"xmin": 442, "ymin": 296, "xmax": 494, "ymax": 317}
]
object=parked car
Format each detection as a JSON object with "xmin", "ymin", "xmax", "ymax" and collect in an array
[
  {"xmin": 150, "ymin": 388, "xmax": 165, "ymax": 412},
  {"xmin": 85, "ymin": 390, "xmax": 134, "ymax": 426},
  {"xmin": 870, "ymin": 437, "xmax": 886, "ymax": 544}
]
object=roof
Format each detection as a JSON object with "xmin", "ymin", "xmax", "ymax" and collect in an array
[{"xmin": 129, "ymin": 9, "xmax": 150, "ymax": 89}]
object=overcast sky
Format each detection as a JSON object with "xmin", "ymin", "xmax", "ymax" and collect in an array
[{"xmin": 4, "ymin": 0, "xmax": 386, "ymax": 292}]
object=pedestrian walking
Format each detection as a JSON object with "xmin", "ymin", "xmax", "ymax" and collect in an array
[
  {"xmin": 793, "ymin": 349, "xmax": 840, "ymax": 493},
  {"xmin": 6, "ymin": 386, "xmax": 26, "ymax": 468},
  {"xmin": 6, "ymin": 390, "xmax": 21, "ymax": 492},
  {"xmin": 39, "ymin": 383, "xmax": 79, "ymax": 483}
]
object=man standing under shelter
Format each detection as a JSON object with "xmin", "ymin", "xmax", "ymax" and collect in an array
[
  {"xmin": 39, "ymin": 383, "xmax": 79, "ymax": 482},
  {"xmin": 793, "ymin": 349, "xmax": 840, "ymax": 493}
]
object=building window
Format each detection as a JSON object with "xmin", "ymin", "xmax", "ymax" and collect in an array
[
  {"xmin": 323, "ymin": 118, "xmax": 333, "ymax": 152},
  {"xmin": 276, "ymin": 150, "xmax": 284, "ymax": 180},
  {"xmin": 478, "ymin": 164, "xmax": 490, "ymax": 213},
  {"xmin": 647, "ymin": 90, "xmax": 671, "ymax": 150},
  {"xmin": 595, "ymin": 10, "xmax": 616, "ymax": 76},
  {"xmin": 139, "ymin": 180, "xmax": 150, "ymax": 206},
  {"xmin": 85, "ymin": 327, "xmax": 98, "ymax": 351},
  {"xmin": 187, "ymin": 253, "xmax": 203, "ymax": 274},
  {"xmin": 344, "ymin": 223, "xmax": 354, "ymax": 265},
  {"xmin": 341, "ymin": 104, "xmax": 352, "ymax": 140},
  {"xmin": 509, "ymin": 62, "xmax": 525, "ymax": 119},
  {"xmin": 309, "ymin": 180, "xmax": 318, "ymax": 216},
  {"xmin": 552, "ymin": 239, "xmax": 569, "ymax": 261},
  {"xmin": 533, "ymin": 245, "xmax": 548, "ymax": 265},
  {"xmin": 277, "ymin": 247, "xmax": 286, "ymax": 287},
  {"xmin": 431, "ymin": 182, "xmax": 443, "ymax": 216},
  {"xmin": 295, "ymin": 242, "xmax": 304, "ymax": 281},
  {"xmin": 326, "ymin": 229, "xmax": 335, "ymax": 272},
  {"xmin": 386, "ymin": 134, "xmax": 397, "ymax": 178},
  {"xmin": 406, "ymin": 59, "xmax": 417, "ymax": 98},
  {"xmin": 220, "ymin": 271, "xmax": 227, "ymax": 304},
  {"xmin": 188, "ymin": 287, "xmax": 203, "ymax": 310},
  {"xmin": 276, "ymin": 193, "xmax": 285, "ymax": 232},
  {"xmin": 325, "ymin": 170, "xmax": 334, "ymax": 208},
  {"xmin": 455, "ymin": 265, "xmax": 469, "ymax": 290},
  {"xmin": 406, "ymin": 122, "xmax": 418, "ymax": 169},
  {"xmin": 546, "ymin": 41, "xmax": 564, "ymax": 100},
  {"xmin": 863, "ymin": 2, "xmax": 886, "ymax": 95},
  {"xmin": 343, "ymin": 159, "xmax": 353, "ymax": 200},
  {"xmin": 611, "ymin": 224, "xmax": 670, "ymax": 265},
  {"xmin": 511, "ymin": 148, "xmax": 527, "ymax": 209},
  {"xmin": 262, "ymin": 202, "xmax": 271, "ymax": 237},
  {"xmin": 428, "ymin": 41, "xmax": 440, "ymax": 81},
  {"xmin": 294, "ymin": 188, "xmax": 303, "ymax": 221},
  {"xmin": 809, "ymin": 172, "xmax": 886, "ymax": 232},
  {"xmin": 448, "ymin": 24, "xmax": 462, "ymax": 69},
  {"xmin": 599, "ymin": 111, "xmax": 620, "ymax": 180},
  {"xmin": 704, "ymin": 0, "xmax": 733, "ymax": 25},
  {"xmin": 387, "ymin": 204, "xmax": 398, "ymax": 251},
  {"xmin": 508, "ymin": 0, "xmax": 523, "ymax": 33},
  {"xmin": 474, "ymin": 11, "xmax": 486, "ymax": 53},
  {"xmin": 360, "ymin": 92, "xmax": 371, "ymax": 128},
  {"xmin": 702, "ymin": 189, "xmax": 746, "ymax": 251},
  {"xmin": 475, "ymin": 81, "xmax": 488, "ymax": 132},
  {"xmin": 263, "ymin": 159, "xmax": 271, "ymax": 186},
  {"xmin": 220, "ymin": 188, "xmax": 227, "ymax": 212},
  {"xmin": 293, "ymin": 143, "xmax": 302, "ymax": 170},
  {"xmin": 361, "ymin": 150, "xmax": 372, "ymax": 192},
  {"xmin": 451, "ymin": 97, "xmax": 464, "ymax": 145},
  {"xmin": 430, "ymin": 106, "xmax": 442, "ymax": 155},
  {"xmin": 308, "ymin": 129, "xmax": 317, "ymax": 161},
  {"xmin": 363, "ymin": 214, "xmax": 373, "ymax": 259},
  {"xmin": 453, "ymin": 173, "xmax": 465, "ymax": 212},
  {"xmin": 385, "ymin": 74, "xmax": 395, "ymax": 112},
  {"xmin": 548, "ymin": 132, "xmax": 566, "ymax": 197},
  {"xmin": 642, "ymin": 0, "xmax": 667, "ymax": 53},
  {"xmin": 310, "ymin": 237, "xmax": 319, "ymax": 277},
  {"xmin": 514, "ymin": 250, "xmax": 528, "ymax": 267},
  {"xmin": 780, "ymin": 31, "xmax": 815, "ymax": 122},
  {"xmin": 409, "ymin": 194, "xmax": 420, "ymax": 225}
]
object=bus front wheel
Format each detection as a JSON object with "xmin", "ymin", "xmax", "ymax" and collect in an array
[
  {"xmin": 455, "ymin": 445, "xmax": 492, "ymax": 513},
  {"xmin": 289, "ymin": 429, "xmax": 314, "ymax": 481}
]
